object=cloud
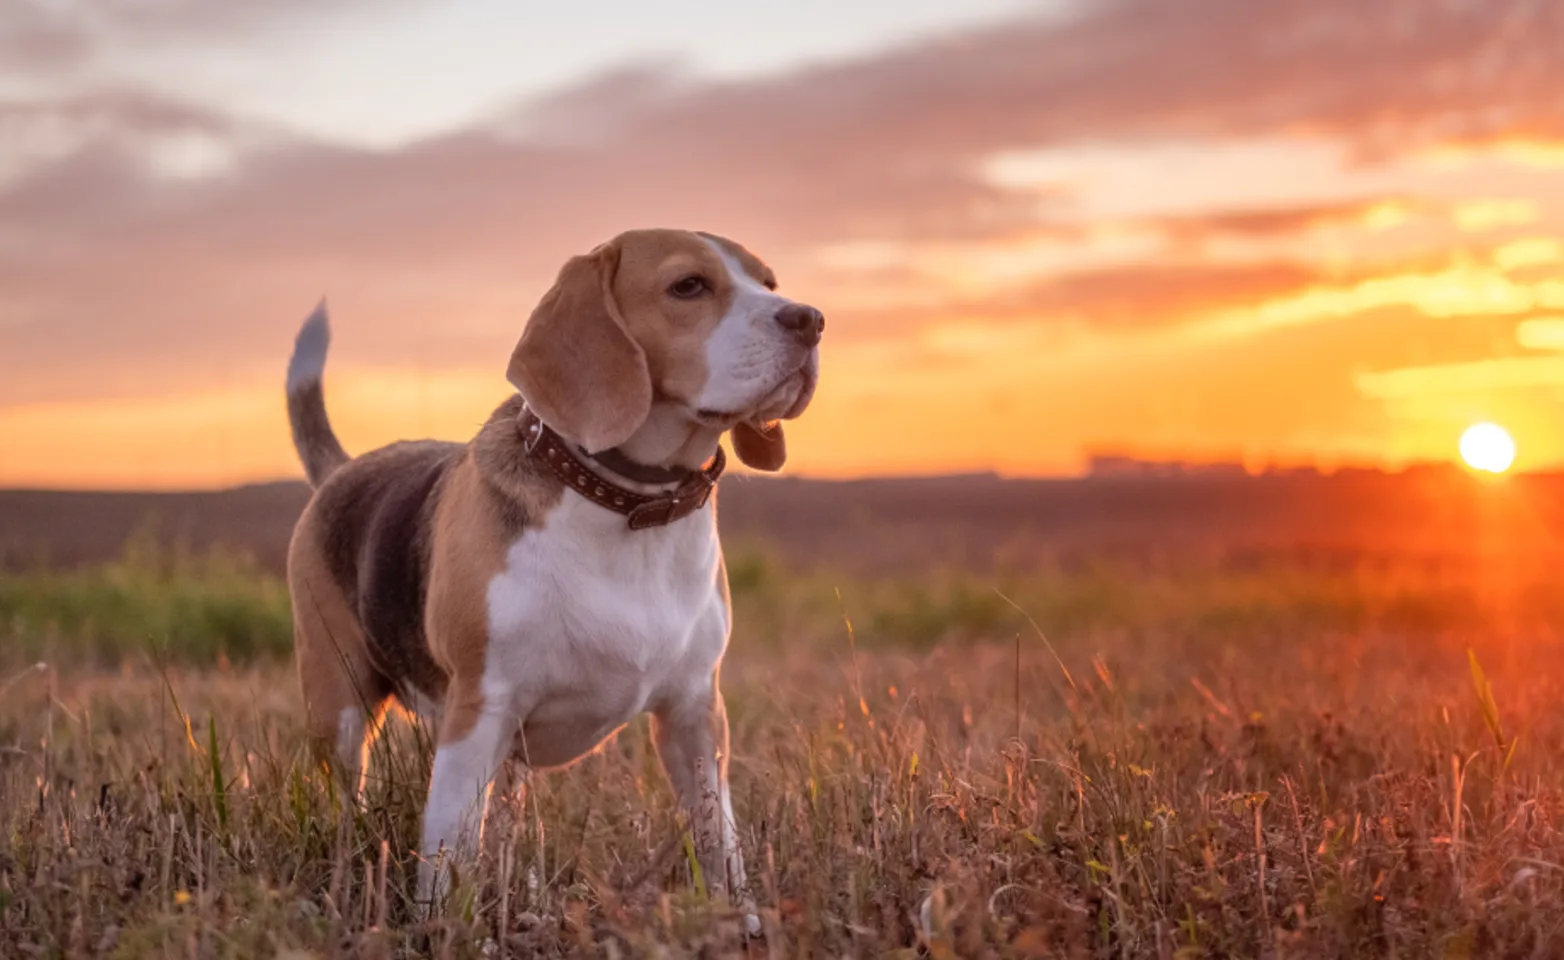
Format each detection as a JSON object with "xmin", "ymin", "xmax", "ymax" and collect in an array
[
  {"xmin": 1357, "ymin": 355, "xmax": 1564, "ymax": 400},
  {"xmin": 1147, "ymin": 198, "xmax": 1423, "ymax": 245},
  {"xmin": 0, "ymin": 4, "xmax": 92, "ymax": 72},
  {"xmin": 3, "ymin": 0, "xmax": 1562, "ymax": 410},
  {"xmin": 955, "ymin": 260, "xmax": 1324, "ymax": 329},
  {"xmin": 85, "ymin": 0, "xmax": 355, "ymax": 33},
  {"xmin": 0, "ymin": 89, "xmax": 237, "ymax": 136},
  {"xmin": 1453, "ymin": 198, "xmax": 1541, "ymax": 232},
  {"xmin": 1, "ymin": 0, "xmax": 398, "ymax": 78},
  {"xmin": 657, "ymin": 0, "xmax": 1562, "ymax": 170},
  {"xmin": 1516, "ymin": 317, "xmax": 1564, "ymax": 351}
]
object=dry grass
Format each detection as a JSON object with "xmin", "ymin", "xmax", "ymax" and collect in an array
[{"xmin": 4, "ymin": 548, "xmax": 1564, "ymax": 957}]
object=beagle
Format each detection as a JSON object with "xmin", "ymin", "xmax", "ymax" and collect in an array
[{"xmin": 282, "ymin": 229, "xmax": 822, "ymax": 922}]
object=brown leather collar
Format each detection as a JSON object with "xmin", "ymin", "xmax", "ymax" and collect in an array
[{"xmin": 518, "ymin": 410, "xmax": 725, "ymax": 530}]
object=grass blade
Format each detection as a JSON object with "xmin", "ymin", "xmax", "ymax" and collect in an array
[
  {"xmin": 1467, "ymin": 648, "xmax": 1505, "ymax": 750},
  {"xmin": 207, "ymin": 716, "xmax": 229, "ymax": 835}
]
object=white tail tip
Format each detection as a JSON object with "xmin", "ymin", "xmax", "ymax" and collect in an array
[{"xmin": 287, "ymin": 298, "xmax": 331, "ymax": 392}]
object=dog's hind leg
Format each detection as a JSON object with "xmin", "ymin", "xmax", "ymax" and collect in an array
[{"xmin": 289, "ymin": 527, "xmax": 393, "ymax": 800}]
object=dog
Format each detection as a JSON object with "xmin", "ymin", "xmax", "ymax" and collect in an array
[{"xmin": 282, "ymin": 229, "xmax": 822, "ymax": 922}]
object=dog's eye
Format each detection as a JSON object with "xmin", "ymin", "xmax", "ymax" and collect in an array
[{"xmin": 668, "ymin": 275, "xmax": 710, "ymax": 299}]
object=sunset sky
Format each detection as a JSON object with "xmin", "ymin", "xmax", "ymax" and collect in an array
[{"xmin": 3, "ymin": 0, "xmax": 1563, "ymax": 488}]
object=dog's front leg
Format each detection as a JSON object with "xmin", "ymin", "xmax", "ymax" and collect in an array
[
  {"xmin": 417, "ymin": 684, "xmax": 517, "ymax": 909},
  {"xmin": 653, "ymin": 676, "xmax": 757, "ymax": 932}
]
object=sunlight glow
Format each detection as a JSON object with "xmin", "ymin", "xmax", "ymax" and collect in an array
[
  {"xmin": 1454, "ymin": 199, "xmax": 1540, "ymax": 232},
  {"xmin": 1459, "ymin": 423, "xmax": 1516, "ymax": 474}
]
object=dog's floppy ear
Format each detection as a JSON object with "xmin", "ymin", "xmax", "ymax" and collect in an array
[
  {"xmin": 508, "ymin": 241, "xmax": 652, "ymax": 453},
  {"xmin": 731, "ymin": 420, "xmax": 787, "ymax": 471}
]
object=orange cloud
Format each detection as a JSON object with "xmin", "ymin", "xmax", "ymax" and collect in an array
[
  {"xmin": 1151, "ymin": 198, "xmax": 1426, "ymax": 246},
  {"xmin": 1516, "ymin": 317, "xmax": 1564, "ymax": 352}
]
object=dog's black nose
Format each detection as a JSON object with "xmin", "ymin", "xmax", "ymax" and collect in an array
[{"xmin": 775, "ymin": 303, "xmax": 824, "ymax": 347}]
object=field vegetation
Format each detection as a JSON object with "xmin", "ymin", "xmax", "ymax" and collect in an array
[{"xmin": 4, "ymin": 512, "xmax": 1564, "ymax": 956}]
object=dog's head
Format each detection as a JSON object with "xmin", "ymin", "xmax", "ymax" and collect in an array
[{"xmin": 507, "ymin": 229, "xmax": 821, "ymax": 471}]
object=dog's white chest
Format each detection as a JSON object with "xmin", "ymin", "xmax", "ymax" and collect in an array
[{"xmin": 482, "ymin": 496, "xmax": 726, "ymax": 767}]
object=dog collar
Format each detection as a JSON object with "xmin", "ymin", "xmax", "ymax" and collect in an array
[{"xmin": 519, "ymin": 410, "xmax": 725, "ymax": 530}]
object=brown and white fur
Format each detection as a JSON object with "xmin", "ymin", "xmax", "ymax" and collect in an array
[{"xmin": 283, "ymin": 229, "xmax": 822, "ymax": 924}]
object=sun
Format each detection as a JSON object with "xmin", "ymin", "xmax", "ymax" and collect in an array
[{"xmin": 1459, "ymin": 422, "xmax": 1516, "ymax": 474}]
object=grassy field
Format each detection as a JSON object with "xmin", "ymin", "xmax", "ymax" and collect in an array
[{"xmin": 4, "ymin": 535, "xmax": 1564, "ymax": 957}]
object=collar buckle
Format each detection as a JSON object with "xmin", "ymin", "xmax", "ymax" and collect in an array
[{"xmin": 626, "ymin": 470, "xmax": 717, "ymax": 530}]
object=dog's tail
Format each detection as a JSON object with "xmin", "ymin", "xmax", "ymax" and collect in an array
[{"xmin": 286, "ymin": 300, "xmax": 350, "ymax": 488}]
